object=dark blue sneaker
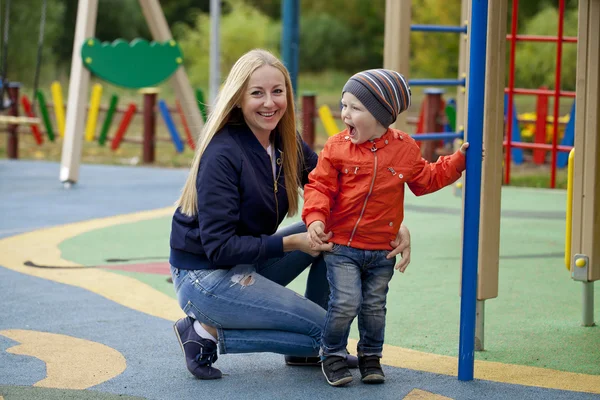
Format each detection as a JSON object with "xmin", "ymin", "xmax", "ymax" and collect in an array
[
  {"xmin": 358, "ymin": 355, "xmax": 385, "ymax": 384},
  {"xmin": 173, "ymin": 317, "xmax": 222, "ymax": 379},
  {"xmin": 321, "ymin": 356, "xmax": 353, "ymax": 386}
]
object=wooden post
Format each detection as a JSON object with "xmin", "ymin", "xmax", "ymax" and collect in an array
[
  {"xmin": 59, "ymin": 0, "xmax": 98, "ymax": 185},
  {"xmin": 384, "ymin": 0, "xmax": 411, "ymax": 132},
  {"xmin": 138, "ymin": 0, "xmax": 204, "ymax": 136},
  {"xmin": 571, "ymin": 0, "xmax": 600, "ymax": 283},
  {"xmin": 462, "ymin": 0, "xmax": 507, "ymax": 351},
  {"xmin": 7, "ymin": 83, "xmax": 20, "ymax": 159},
  {"xmin": 456, "ymin": 0, "xmax": 470, "ymax": 134},
  {"xmin": 421, "ymin": 88, "xmax": 444, "ymax": 162},
  {"xmin": 141, "ymin": 88, "xmax": 159, "ymax": 164},
  {"xmin": 477, "ymin": 0, "xmax": 508, "ymax": 301},
  {"xmin": 302, "ymin": 93, "xmax": 316, "ymax": 150}
]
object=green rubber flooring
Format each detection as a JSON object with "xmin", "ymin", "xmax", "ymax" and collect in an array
[{"xmin": 59, "ymin": 185, "xmax": 600, "ymax": 375}]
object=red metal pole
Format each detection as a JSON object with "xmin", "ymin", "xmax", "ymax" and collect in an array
[
  {"xmin": 7, "ymin": 84, "xmax": 20, "ymax": 159},
  {"xmin": 111, "ymin": 103, "xmax": 137, "ymax": 151},
  {"xmin": 505, "ymin": 87, "xmax": 576, "ymax": 97},
  {"xmin": 550, "ymin": 0, "xmax": 565, "ymax": 188},
  {"xmin": 505, "ymin": 0, "xmax": 519, "ymax": 185},
  {"xmin": 503, "ymin": 141, "xmax": 572, "ymax": 152},
  {"xmin": 533, "ymin": 86, "xmax": 549, "ymax": 164},
  {"xmin": 302, "ymin": 93, "xmax": 316, "ymax": 150},
  {"xmin": 176, "ymin": 100, "xmax": 196, "ymax": 151},
  {"xmin": 20, "ymin": 95, "xmax": 44, "ymax": 145},
  {"xmin": 506, "ymin": 34, "xmax": 577, "ymax": 43}
]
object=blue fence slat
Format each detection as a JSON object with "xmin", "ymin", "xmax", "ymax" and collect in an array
[{"xmin": 158, "ymin": 100, "xmax": 184, "ymax": 153}]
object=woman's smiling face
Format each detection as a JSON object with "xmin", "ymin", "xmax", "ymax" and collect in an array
[{"xmin": 241, "ymin": 65, "xmax": 288, "ymax": 140}]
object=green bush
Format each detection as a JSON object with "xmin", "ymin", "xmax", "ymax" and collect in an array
[
  {"xmin": 410, "ymin": 0, "xmax": 462, "ymax": 79},
  {"xmin": 299, "ymin": 14, "xmax": 358, "ymax": 72},
  {"xmin": 174, "ymin": 0, "xmax": 280, "ymax": 90},
  {"xmin": 514, "ymin": 6, "xmax": 578, "ymax": 91}
]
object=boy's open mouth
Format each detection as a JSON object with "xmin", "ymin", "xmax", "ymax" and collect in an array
[{"xmin": 347, "ymin": 125, "xmax": 356, "ymax": 137}]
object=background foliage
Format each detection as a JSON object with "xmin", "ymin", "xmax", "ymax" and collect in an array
[{"xmin": 1, "ymin": 0, "xmax": 579, "ymax": 92}]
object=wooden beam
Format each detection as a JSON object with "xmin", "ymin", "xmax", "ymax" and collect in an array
[
  {"xmin": 138, "ymin": 0, "xmax": 204, "ymax": 140},
  {"xmin": 59, "ymin": 0, "xmax": 98, "ymax": 184},
  {"xmin": 572, "ymin": 0, "xmax": 599, "ymax": 281},
  {"xmin": 574, "ymin": 0, "xmax": 600, "ymax": 281},
  {"xmin": 0, "ymin": 116, "xmax": 41, "ymax": 125},
  {"xmin": 477, "ymin": 0, "xmax": 508, "ymax": 300},
  {"xmin": 384, "ymin": 0, "xmax": 411, "ymax": 131},
  {"xmin": 456, "ymin": 0, "xmax": 470, "ymax": 132}
]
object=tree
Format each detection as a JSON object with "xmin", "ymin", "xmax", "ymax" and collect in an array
[
  {"xmin": 175, "ymin": 0, "xmax": 279, "ymax": 89},
  {"xmin": 514, "ymin": 5, "xmax": 578, "ymax": 91},
  {"xmin": 409, "ymin": 0, "xmax": 462, "ymax": 79},
  {"xmin": 0, "ymin": 0, "xmax": 65, "ymax": 87}
]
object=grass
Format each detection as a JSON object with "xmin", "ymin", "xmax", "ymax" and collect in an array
[{"xmin": 0, "ymin": 70, "xmax": 572, "ymax": 188}]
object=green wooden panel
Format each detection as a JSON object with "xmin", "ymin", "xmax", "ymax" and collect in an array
[
  {"xmin": 445, "ymin": 103, "xmax": 456, "ymax": 132},
  {"xmin": 81, "ymin": 38, "xmax": 183, "ymax": 88}
]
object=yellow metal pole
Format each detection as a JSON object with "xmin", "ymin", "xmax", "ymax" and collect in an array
[
  {"xmin": 318, "ymin": 105, "xmax": 340, "ymax": 137},
  {"xmin": 565, "ymin": 148, "xmax": 575, "ymax": 270},
  {"xmin": 51, "ymin": 81, "xmax": 66, "ymax": 137},
  {"xmin": 84, "ymin": 83, "xmax": 103, "ymax": 142}
]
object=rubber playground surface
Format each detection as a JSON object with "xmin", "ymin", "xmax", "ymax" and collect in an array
[{"xmin": 0, "ymin": 160, "xmax": 598, "ymax": 400}]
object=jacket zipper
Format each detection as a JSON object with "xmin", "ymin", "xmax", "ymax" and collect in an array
[
  {"xmin": 347, "ymin": 146, "xmax": 378, "ymax": 246},
  {"xmin": 273, "ymin": 152, "xmax": 283, "ymax": 231}
]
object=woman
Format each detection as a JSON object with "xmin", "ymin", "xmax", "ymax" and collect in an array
[{"xmin": 170, "ymin": 49, "xmax": 411, "ymax": 380}]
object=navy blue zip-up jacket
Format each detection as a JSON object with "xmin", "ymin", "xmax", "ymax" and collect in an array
[{"xmin": 169, "ymin": 122, "xmax": 318, "ymax": 270}]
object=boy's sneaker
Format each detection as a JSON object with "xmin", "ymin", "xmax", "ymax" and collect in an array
[
  {"xmin": 173, "ymin": 317, "xmax": 222, "ymax": 379},
  {"xmin": 321, "ymin": 356, "xmax": 353, "ymax": 386},
  {"xmin": 358, "ymin": 355, "xmax": 385, "ymax": 383}
]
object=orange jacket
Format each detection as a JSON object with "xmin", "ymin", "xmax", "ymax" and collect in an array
[{"xmin": 302, "ymin": 128, "xmax": 466, "ymax": 250}]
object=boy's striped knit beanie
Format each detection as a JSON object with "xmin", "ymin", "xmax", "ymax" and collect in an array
[{"xmin": 342, "ymin": 69, "xmax": 411, "ymax": 128}]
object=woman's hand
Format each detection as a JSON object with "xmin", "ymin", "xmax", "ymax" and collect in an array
[
  {"xmin": 283, "ymin": 232, "xmax": 332, "ymax": 257},
  {"xmin": 386, "ymin": 224, "xmax": 411, "ymax": 272}
]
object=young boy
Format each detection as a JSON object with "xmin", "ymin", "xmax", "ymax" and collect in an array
[{"xmin": 302, "ymin": 69, "xmax": 468, "ymax": 387}]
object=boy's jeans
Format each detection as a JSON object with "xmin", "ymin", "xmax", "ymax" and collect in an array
[{"xmin": 321, "ymin": 244, "xmax": 395, "ymax": 358}]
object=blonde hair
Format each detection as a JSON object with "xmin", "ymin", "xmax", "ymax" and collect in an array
[{"xmin": 176, "ymin": 49, "xmax": 301, "ymax": 217}]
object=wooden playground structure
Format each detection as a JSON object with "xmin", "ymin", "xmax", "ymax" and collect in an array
[
  {"xmin": 57, "ymin": 0, "xmax": 203, "ymax": 185},
  {"xmin": 382, "ymin": 0, "xmax": 599, "ymax": 381},
  {"xmin": 0, "ymin": 0, "xmax": 204, "ymax": 168}
]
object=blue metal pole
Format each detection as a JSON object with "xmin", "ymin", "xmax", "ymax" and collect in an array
[
  {"xmin": 458, "ymin": 0, "xmax": 488, "ymax": 381},
  {"xmin": 409, "ymin": 78, "xmax": 466, "ymax": 87},
  {"xmin": 411, "ymin": 132, "xmax": 464, "ymax": 141},
  {"xmin": 410, "ymin": 24, "xmax": 468, "ymax": 33},
  {"xmin": 281, "ymin": 0, "xmax": 299, "ymax": 96}
]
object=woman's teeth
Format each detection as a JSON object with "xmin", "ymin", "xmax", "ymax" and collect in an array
[{"xmin": 259, "ymin": 111, "xmax": 276, "ymax": 117}]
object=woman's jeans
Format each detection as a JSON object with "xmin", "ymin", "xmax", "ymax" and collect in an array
[
  {"xmin": 321, "ymin": 244, "xmax": 395, "ymax": 358},
  {"xmin": 170, "ymin": 222, "xmax": 329, "ymax": 356}
]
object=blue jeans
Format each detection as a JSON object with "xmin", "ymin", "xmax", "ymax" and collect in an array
[
  {"xmin": 321, "ymin": 244, "xmax": 395, "ymax": 358},
  {"xmin": 170, "ymin": 222, "xmax": 329, "ymax": 356}
]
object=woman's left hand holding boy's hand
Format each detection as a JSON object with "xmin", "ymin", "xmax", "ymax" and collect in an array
[{"xmin": 387, "ymin": 224, "xmax": 411, "ymax": 272}]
